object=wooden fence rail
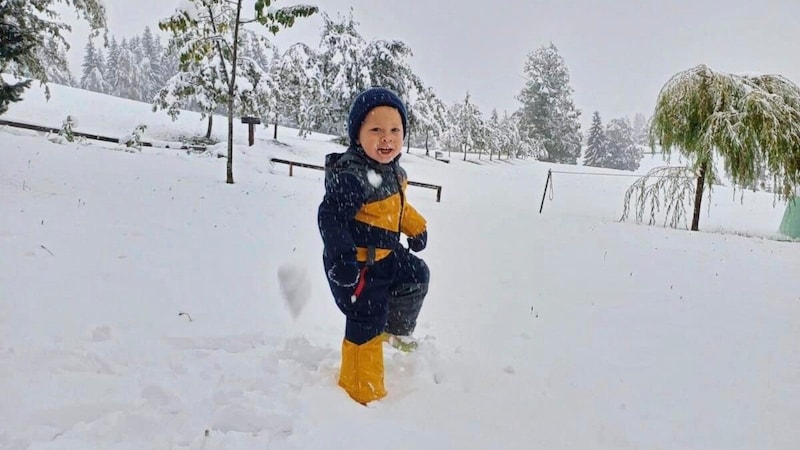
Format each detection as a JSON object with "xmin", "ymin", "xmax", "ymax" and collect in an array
[
  {"xmin": 270, "ymin": 157, "xmax": 442, "ymax": 202},
  {"xmin": 0, "ymin": 119, "xmax": 206, "ymax": 151}
]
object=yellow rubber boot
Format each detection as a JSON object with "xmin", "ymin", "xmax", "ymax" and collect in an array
[{"xmin": 338, "ymin": 335, "xmax": 387, "ymax": 404}]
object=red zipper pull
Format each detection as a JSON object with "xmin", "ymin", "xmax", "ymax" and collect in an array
[{"xmin": 350, "ymin": 266, "xmax": 369, "ymax": 303}]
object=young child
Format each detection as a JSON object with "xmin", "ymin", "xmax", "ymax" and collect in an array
[{"xmin": 318, "ymin": 87, "xmax": 430, "ymax": 405}]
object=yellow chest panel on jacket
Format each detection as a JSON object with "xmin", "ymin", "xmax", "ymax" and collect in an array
[{"xmin": 354, "ymin": 192, "xmax": 402, "ymax": 232}]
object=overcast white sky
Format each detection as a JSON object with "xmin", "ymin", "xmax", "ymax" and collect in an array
[{"xmin": 63, "ymin": 0, "xmax": 800, "ymax": 127}]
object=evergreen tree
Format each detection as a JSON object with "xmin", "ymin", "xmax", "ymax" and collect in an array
[
  {"xmin": 1, "ymin": 5, "xmax": 34, "ymax": 111},
  {"xmin": 81, "ymin": 67, "xmax": 108, "ymax": 93},
  {"xmin": 0, "ymin": 5, "xmax": 32, "ymax": 114},
  {"xmin": 516, "ymin": 43, "xmax": 582, "ymax": 164},
  {"xmin": 235, "ymin": 30, "xmax": 278, "ymax": 119},
  {"xmin": 155, "ymin": 36, "xmax": 178, "ymax": 90},
  {"xmin": 583, "ymin": 111, "xmax": 606, "ymax": 167},
  {"xmin": 116, "ymin": 39, "xmax": 147, "ymax": 100},
  {"xmin": 603, "ymin": 118, "xmax": 641, "ymax": 171},
  {"xmin": 504, "ymin": 111, "xmax": 541, "ymax": 159},
  {"xmin": 631, "ymin": 112, "xmax": 648, "ymax": 146},
  {"xmin": 140, "ymin": 26, "xmax": 162, "ymax": 101},
  {"xmin": 314, "ymin": 11, "xmax": 370, "ymax": 136},
  {"xmin": 485, "ymin": 109, "xmax": 503, "ymax": 160},
  {"xmin": 364, "ymin": 38, "xmax": 423, "ymax": 149},
  {"xmin": 406, "ymin": 85, "xmax": 447, "ymax": 155},
  {"xmin": 498, "ymin": 112, "xmax": 518, "ymax": 159},
  {"xmin": 308, "ymin": 10, "xmax": 426, "ymax": 142},
  {"xmin": 104, "ymin": 36, "xmax": 120, "ymax": 95},
  {"xmin": 80, "ymin": 38, "xmax": 108, "ymax": 93},
  {"xmin": 16, "ymin": 35, "xmax": 75, "ymax": 87},
  {"xmin": 451, "ymin": 92, "xmax": 486, "ymax": 161},
  {"xmin": 364, "ymin": 39, "xmax": 417, "ymax": 99},
  {"xmin": 271, "ymin": 42, "xmax": 321, "ymax": 137},
  {"xmin": 0, "ymin": 0, "xmax": 106, "ymax": 109}
]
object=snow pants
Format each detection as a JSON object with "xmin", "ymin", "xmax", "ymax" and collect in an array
[{"xmin": 325, "ymin": 245, "xmax": 429, "ymax": 345}]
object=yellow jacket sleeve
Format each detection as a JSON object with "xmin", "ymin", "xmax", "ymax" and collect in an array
[{"xmin": 401, "ymin": 201, "xmax": 426, "ymax": 237}]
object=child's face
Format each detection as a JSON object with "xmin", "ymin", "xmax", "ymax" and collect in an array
[{"xmin": 357, "ymin": 106, "xmax": 404, "ymax": 164}]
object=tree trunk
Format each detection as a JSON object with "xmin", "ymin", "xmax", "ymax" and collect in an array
[
  {"xmin": 273, "ymin": 112, "xmax": 278, "ymax": 140},
  {"xmin": 424, "ymin": 131, "xmax": 429, "ymax": 156},
  {"xmin": 205, "ymin": 115, "xmax": 213, "ymax": 140},
  {"xmin": 691, "ymin": 164, "xmax": 707, "ymax": 231},
  {"xmin": 226, "ymin": 0, "xmax": 243, "ymax": 184}
]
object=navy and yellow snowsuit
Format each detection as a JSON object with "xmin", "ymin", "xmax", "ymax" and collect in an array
[{"xmin": 318, "ymin": 145, "xmax": 429, "ymax": 404}]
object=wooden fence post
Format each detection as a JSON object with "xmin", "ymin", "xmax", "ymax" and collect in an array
[{"xmin": 241, "ymin": 116, "xmax": 261, "ymax": 147}]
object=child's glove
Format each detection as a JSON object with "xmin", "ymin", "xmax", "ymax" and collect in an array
[
  {"xmin": 407, "ymin": 230, "xmax": 427, "ymax": 252},
  {"xmin": 327, "ymin": 262, "xmax": 361, "ymax": 287}
]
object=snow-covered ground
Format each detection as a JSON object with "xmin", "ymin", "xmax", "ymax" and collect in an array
[{"xmin": 1, "ymin": 83, "xmax": 799, "ymax": 449}]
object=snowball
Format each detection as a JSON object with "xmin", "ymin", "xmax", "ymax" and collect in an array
[
  {"xmin": 367, "ymin": 169, "xmax": 383, "ymax": 188},
  {"xmin": 277, "ymin": 262, "xmax": 311, "ymax": 318}
]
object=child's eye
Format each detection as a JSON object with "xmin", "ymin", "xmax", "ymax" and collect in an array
[{"xmin": 392, "ymin": 128, "xmax": 402, "ymax": 133}]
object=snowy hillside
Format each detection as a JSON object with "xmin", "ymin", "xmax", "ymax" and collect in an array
[{"xmin": 1, "ymin": 83, "xmax": 799, "ymax": 450}]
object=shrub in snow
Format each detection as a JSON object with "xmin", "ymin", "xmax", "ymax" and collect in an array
[
  {"xmin": 122, "ymin": 124, "xmax": 147, "ymax": 150},
  {"xmin": 59, "ymin": 115, "xmax": 76, "ymax": 142}
]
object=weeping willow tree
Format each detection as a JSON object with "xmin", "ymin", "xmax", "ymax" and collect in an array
[
  {"xmin": 648, "ymin": 64, "xmax": 800, "ymax": 231},
  {"xmin": 621, "ymin": 166, "xmax": 696, "ymax": 229}
]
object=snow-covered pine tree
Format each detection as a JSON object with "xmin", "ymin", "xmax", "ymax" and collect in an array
[
  {"xmin": 155, "ymin": 36, "xmax": 178, "ymax": 92},
  {"xmin": 631, "ymin": 112, "xmax": 648, "ymax": 146},
  {"xmin": 516, "ymin": 43, "xmax": 582, "ymax": 164},
  {"xmin": 485, "ymin": 109, "xmax": 503, "ymax": 161},
  {"xmin": 139, "ymin": 27, "xmax": 167, "ymax": 101},
  {"xmin": 314, "ymin": 11, "xmax": 370, "ymax": 138},
  {"xmin": 363, "ymin": 37, "xmax": 423, "ymax": 149},
  {"xmin": 603, "ymin": 118, "xmax": 641, "ymax": 171},
  {"xmin": 17, "ymin": 35, "xmax": 76, "ymax": 87},
  {"xmin": 583, "ymin": 111, "xmax": 606, "ymax": 167},
  {"xmin": 452, "ymin": 92, "xmax": 486, "ymax": 161},
  {"xmin": 503, "ymin": 111, "xmax": 542, "ymax": 159},
  {"xmin": 364, "ymin": 39, "xmax": 416, "ymax": 99},
  {"xmin": 80, "ymin": 39, "xmax": 109, "ymax": 93},
  {"xmin": 104, "ymin": 37, "xmax": 120, "ymax": 96},
  {"xmin": 0, "ymin": 0, "xmax": 106, "ymax": 109},
  {"xmin": 240, "ymin": 30, "xmax": 272, "ymax": 75},
  {"xmin": 271, "ymin": 42, "xmax": 321, "ymax": 138},
  {"xmin": 235, "ymin": 31, "xmax": 279, "ymax": 121},
  {"xmin": 115, "ymin": 38, "xmax": 147, "ymax": 101},
  {"xmin": 499, "ymin": 112, "xmax": 518, "ymax": 159},
  {"xmin": 0, "ymin": 2, "xmax": 33, "ymax": 113},
  {"xmin": 159, "ymin": 0, "xmax": 317, "ymax": 183},
  {"xmin": 406, "ymin": 85, "xmax": 447, "ymax": 156}
]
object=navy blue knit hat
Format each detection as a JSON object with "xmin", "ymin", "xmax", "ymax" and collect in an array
[{"xmin": 347, "ymin": 87, "xmax": 408, "ymax": 146}]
